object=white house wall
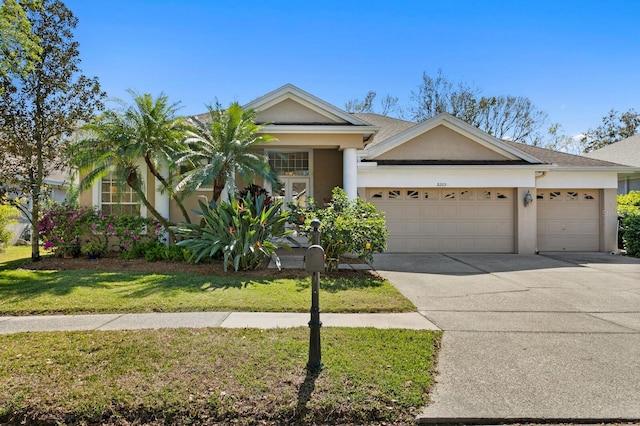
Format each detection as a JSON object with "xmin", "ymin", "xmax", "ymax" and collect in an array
[
  {"xmin": 537, "ymin": 171, "xmax": 619, "ymax": 189},
  {"xmin": 357, "ymin": 165, "xmax": 538, "ymax": 188}
]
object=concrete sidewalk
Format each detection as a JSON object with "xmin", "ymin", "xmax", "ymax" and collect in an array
[{"xmin": 0, "ymin": 311, "xmax": 440, "ymax": 334}]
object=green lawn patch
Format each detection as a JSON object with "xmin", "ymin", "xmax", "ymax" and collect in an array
[
  {"xmin": 0, "ymin": 327, "xmax": 441, "ymax": 425},
  {"xmin": 0, "ymin": 249, "xmax": 415, "ymax": 315},
  {"xmin": 0, "ymin": 268, "xmax": 414, "ymax": 315},
  {"xmin": 0, "ymin": 245, "xmax": 31, "ymax": 264}
]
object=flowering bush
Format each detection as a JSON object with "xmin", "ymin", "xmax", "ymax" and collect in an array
[
  {"xmin": 302, "ymin": 187, "xmax": 388, "ymax": 271},
  {"xmin": 39, "ymin": 202, "xmax": 101, "ymax": 256},
  {"xmin": 40, "ymin": 202, "xmax": 169, "ymax": 258}
]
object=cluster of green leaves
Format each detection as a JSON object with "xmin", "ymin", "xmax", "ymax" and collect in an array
[
  {"xmin": 618, "ymin": 191, "xmax": 640, "ymax": 217},
  {"xmin": 621, "ymin": 215, "xmax": 640, "ymax": 257},
  {"xmin": 302, "ymin": 187, "xmax": 388, "ymax": 271},
  {"xmin": 0, "ymin": 0, "xmax": 41, "ymax": 80},
  {"xmin": 118, "ymin": 239, "xmax": 190, "ymax": 262},
  {"xmin": 618, "ymin": 191, "xmax": 640, "ymax": 257},
  {"xmin": 0, "ymin": 205, "xmax": 18, "ymax": 246},
  {"xmin": 173, "ymin": 194, "xmax": 294, "ymax": 272}
]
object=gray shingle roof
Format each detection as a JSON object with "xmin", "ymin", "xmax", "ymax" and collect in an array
[
  {"xmin": 584, "ymin": 134, "xmax": 640, "ymax": 167},
  {"xmin": 351, "ymin": 113, "xmax": 416, "ymax": 148},
  {"xmin": 502, "ymin": 141, "xmax": 625, "ymax": 168}
]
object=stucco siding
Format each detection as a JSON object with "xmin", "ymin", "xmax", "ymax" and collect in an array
[
  {"xmin": 313, "ymin": 149, "xmax": 342, "ymax": 203},
  {"xmin": 375, "ymin": 125, "xmax": 510, "ymax": 161},
  {"xmin": 256, "ymin": 98, "xmax": 345, "ymax": 124}
]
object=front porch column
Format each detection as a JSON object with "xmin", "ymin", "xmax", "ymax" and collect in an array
[
  {"xmin": 154, "ymin": 161, "xmax": 171, "ymax": 244},
  {"xmin": 154, "ymin": 161, "xmax": 170, "ymax": 220},
  {"xmin": 343, "ymin": 148, "xmax": 358, "ymax": 199}
]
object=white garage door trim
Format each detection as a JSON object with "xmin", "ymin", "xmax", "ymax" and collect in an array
[
  {"xmin": 367, "ymin": 188, "xmax": 515, "ymax": 253},
  {"xmin": 537, "ymin": 189, "xmax": 600, "ymax": 252}
]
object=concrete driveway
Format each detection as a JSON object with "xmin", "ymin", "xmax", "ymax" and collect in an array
[{"xmin": 372, "ymin": 252, "xmax": 640, "ymax": 423}]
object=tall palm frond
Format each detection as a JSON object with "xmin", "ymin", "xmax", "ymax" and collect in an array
[{"xmin": 176, "ymin": 102, "xmax": 278, "ymax": 203}]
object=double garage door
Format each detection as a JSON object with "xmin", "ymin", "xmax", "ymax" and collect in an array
[
  {"xmin": 367, "ymin": 188, "xmax": 601, "ymax": 253},
  {"xmin": 367, "ymin": 188, "xmax": 514, "ymax": 253}
]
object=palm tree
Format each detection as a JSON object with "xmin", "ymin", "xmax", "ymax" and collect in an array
[
  {"xmin": 71, "ymin": 92, "xmax": 189, "ymax": 244},
  {"xmin": 122, "ymin": 91, "xmax": 193, "ymax": 223},
  {"xmin": 176, "ymin": 102, "xmax": 278, "ymax": 204}
]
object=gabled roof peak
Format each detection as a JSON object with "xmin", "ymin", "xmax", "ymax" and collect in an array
[
  {"xmin": 243, "ymin": 84, "xmax": 372, "ymax": 127},
  {"xmin": 364, "ymin": 112, "xmax": 545, "ymax": 164}
]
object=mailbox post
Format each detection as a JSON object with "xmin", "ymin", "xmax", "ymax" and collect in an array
[{"xmin": 305, "ymin": 219, "xmax": 324, "ymax": 373}]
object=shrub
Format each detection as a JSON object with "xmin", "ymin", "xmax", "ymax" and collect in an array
[
  {"xmin": 0, "ymin": 205, "xmax": 18, "ymax": 246},
  {"xmin": 302, "ymin": 187, "xmax": 388, "ymax": 271},
  {"xmin": 621, "ymin": 214, "xmax": 640, "ymax": 257},
  {"xmin": 40, "ymin": 202, "xmax": 169, "ymax": 258},
  {"xmin": 173, "ymin": 194, "xmax": 294, "ymax": 271},
  {"xmin": 618, "ymin": 191, "xmax": 640, "ymax": 217},
  {"xmin": 39, "ymin": 201, "xmax": 100, "ymax": 257}
]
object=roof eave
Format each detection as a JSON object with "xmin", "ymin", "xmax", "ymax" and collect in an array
[{"xmin": 260, "ymin": 124, "xmax": 380, "ymax": 136}]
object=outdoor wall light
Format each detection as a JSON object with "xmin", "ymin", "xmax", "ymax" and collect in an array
[{"xmin": 523, "ymin": 190, "xmax": 533, "ymax": 207}]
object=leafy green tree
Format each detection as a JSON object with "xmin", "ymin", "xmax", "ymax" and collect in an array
[
  {"xmin": 176, "ymin": 102, "xmax": 278, "ymax": 203},
  {"xmin": 0, "ymin": 0, "xmax": 41, "ymax": 81},
  {"xmin": 581, "ymin": 108, "xmax": 640, "ymax": 153},
  {"xmin": 71, "ymin": 97, "xmax": 181, "ymax": 244},
  {"xmin": 0, "ymin": 0, "xmax": 104, "ymax": 261}
]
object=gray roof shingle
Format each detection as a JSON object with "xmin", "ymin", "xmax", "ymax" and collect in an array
[{"xmin": 584, "ymin": 134, "xmax": 640, "ymax": 167}]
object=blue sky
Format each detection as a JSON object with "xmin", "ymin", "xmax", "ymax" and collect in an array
[{"xmin": 64, "ymin": 0, "xmax": 640, "ymax": 137}]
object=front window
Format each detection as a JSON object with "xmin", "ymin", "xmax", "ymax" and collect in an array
[
  {"xmin": 100, "ymin": 171, "xmax": 141, "ymax": 216},
  {"xmin": 268, "ymin": 151, "xmax": 309, "ymax": 176}
]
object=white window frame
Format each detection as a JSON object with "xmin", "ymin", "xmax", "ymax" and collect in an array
[
  {"xmin": 92, "ymin": 161, "xmax": 148, "ymax": 217},
  {"xmin": 264, "ymin": 149, "xmax": 313, "ymax": 198}
]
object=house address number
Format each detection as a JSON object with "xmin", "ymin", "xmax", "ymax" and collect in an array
[{"xmin": 436, "ymin": 182, "xmax": 447, "ymax": 187}]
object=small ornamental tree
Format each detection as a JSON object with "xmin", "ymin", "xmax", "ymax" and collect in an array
[{"xmin": 302, "ymin": 187, "xmax": 388, "ymax": 271}]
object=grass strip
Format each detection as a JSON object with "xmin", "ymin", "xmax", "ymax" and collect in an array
[{"xmin": 1, "ymin": 327, "xmax": 441, "ymax": 425}]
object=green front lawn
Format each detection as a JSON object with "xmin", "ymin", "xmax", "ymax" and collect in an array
[
  {"xmin": 1, "ymin": 327, "xmax": 441, "ymax": 425},
  {"xmin": 0, "ymin": 248, "xmax": 415, "ymax": 315},
  {"xmin": 0, "ymin": 248, "xmax": 436, "ymax": 425}
]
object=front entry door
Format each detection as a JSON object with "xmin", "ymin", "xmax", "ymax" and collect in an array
[{"xmin": 277, "ymin": 177, "xmax": 310, "ymax": 208}]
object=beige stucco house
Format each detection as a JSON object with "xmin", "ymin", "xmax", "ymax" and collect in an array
[{"xmin": 80, "ymin": 84, "xmax": 633, "ymax": 254}]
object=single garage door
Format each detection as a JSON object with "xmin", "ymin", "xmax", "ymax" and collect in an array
[
  {"xmin": 537, "ymin": 189, "xmax": 600, "ymax": 251},
  {"xmin": 367, "ymin": 188, "xmax": 514, "ymax": 253}
]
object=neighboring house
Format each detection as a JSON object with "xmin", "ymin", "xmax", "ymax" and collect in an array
[
  {"xmin": 584, "ymin": 134, "xmax": 640, "ymax": 194},
  {"xmin": 78, "ymin": 84, "xmax": 633, "ymax": 254}
]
